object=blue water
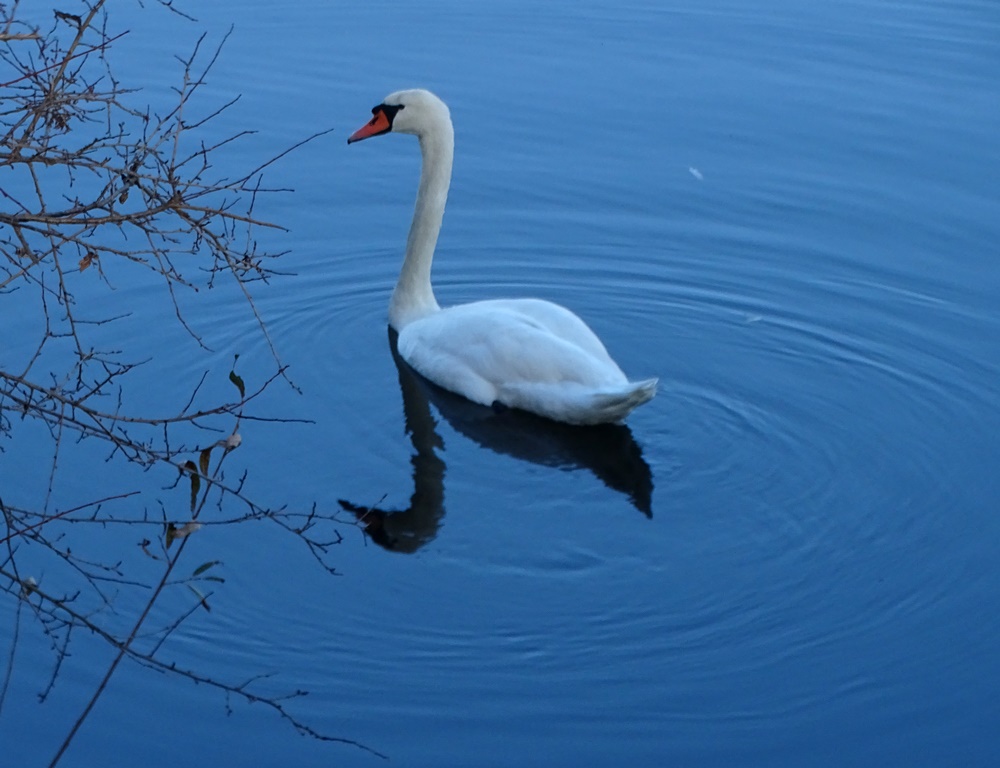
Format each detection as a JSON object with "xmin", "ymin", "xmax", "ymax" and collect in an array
[{"xmin": 2, "ymin": 0, "xmax": 999, "ymax": 765}]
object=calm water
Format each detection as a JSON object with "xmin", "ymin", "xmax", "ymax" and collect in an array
[{"xmin": 3, "ymin": 0, "xmax": 999, "ymax": 765}]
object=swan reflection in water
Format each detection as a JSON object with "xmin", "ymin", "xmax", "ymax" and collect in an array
[{"xmin": 339, "ymin": 329, "xmax": 654, "ymax": 553}]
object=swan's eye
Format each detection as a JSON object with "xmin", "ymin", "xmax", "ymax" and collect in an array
[{"xmin": 379, "ymin": 104, "xmax": 404, "ymax": 123}]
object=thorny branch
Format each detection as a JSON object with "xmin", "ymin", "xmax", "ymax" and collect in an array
[{"xmin": 0, "ymin": 1, "xmax": 373, "ymax": 763}]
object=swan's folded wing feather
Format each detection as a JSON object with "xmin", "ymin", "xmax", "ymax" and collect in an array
[
  {"xmin": 480, "ymin": 298, "xmax": 619, "ymax": 366},
  {"xmin": 396, "ymin": 300, "xmax": 654, "ymax": 423}
]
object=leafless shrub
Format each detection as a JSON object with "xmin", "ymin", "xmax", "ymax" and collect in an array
[{"xmin": 0, "ymin": 2, "xmax": 378, "ymax": 762}]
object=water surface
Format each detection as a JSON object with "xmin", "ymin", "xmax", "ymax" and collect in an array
[{"xmin": 2, "ymin": 1, "xmax": 999, "ymax": 765}]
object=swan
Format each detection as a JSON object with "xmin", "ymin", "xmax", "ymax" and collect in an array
[{"xmin": 348, "ymin": 89, "xmax": 656, "ymax": 425}]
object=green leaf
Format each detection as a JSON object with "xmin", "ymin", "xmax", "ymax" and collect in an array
[
  {"xmin": 190, "ymin": 475, "xmax": 199, "ymax": 511},
  {"xmin": 192, "ymin": 560, "xmax": 221, "ymax": 577},
  {"xmin": 187, "ymin": 584, "xmax": 211, "ymax": 612},
  {"xmin": 229, "ymin": 354, "xmax": 245, "ymax": 399},
  {"xmin": 184, "ymin": 461, "xmax": 200, "ymax": 512}
]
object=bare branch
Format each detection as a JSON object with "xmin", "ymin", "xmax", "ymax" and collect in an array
[{"xmin": 0, "ymin": 2, "xmax": 370, "ymax": 763}]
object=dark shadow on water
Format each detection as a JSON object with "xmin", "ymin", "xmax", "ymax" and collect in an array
[{"xmin": 339, "ymin": 327, "xmax": 654, "ymax": 553}]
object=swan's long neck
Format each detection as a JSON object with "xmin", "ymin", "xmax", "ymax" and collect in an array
[{"xmin": 389, "ymin": 118, "xmax": 454, "ymax": 330}]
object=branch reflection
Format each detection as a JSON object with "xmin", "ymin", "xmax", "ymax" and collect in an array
[{"xmin": 340, "ymin": 328, "xmax": 654, "ymax": 553}]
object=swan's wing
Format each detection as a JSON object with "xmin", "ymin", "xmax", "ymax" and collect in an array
[
  {"xmin": 478, "ymin": 298, "xmax": 619, "ymax": 366},
  {"xmin": 396, "ymin": 300, "xmax": 630, "ymax": 410}
]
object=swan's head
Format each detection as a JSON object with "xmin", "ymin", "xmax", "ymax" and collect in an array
[{"xmin": 347, "ymin": 89, "xmax": 451, "ymax": 144}]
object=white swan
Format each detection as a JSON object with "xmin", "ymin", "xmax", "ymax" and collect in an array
[{"xmin": 348, "ymin": 89, "xmax": 656, "ymax": 425}]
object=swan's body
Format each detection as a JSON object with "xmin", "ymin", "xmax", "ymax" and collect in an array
[{"xmin": 349, "ymin": 89, "xmax": 656, "ymax": 425}]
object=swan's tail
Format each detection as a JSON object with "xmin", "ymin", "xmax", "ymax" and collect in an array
[
  {"xmin": 578, "ymin": 378, "xmax": 658, "ymax": 425},
  {"xmin": 503, "ymin": 377, "xmax": 658, "ymax": 425}
]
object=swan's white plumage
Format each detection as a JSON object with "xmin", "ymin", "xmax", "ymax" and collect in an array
[{"xmin": 349, "ymin": 89, "xmax": 656, "ymax": 425}]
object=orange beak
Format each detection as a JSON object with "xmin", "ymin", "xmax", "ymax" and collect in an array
[{"xmin": 348, "ymin": 109, "xmax": 392, "ymax": 144}]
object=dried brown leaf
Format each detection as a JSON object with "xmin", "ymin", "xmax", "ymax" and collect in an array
[
  {"xmin": 78, "ymin": 252, "xmax": 96, "ymax": 271},
  {"xmin": 199, "ymin": 446, "xmax": 212, "ymax": 476}
]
